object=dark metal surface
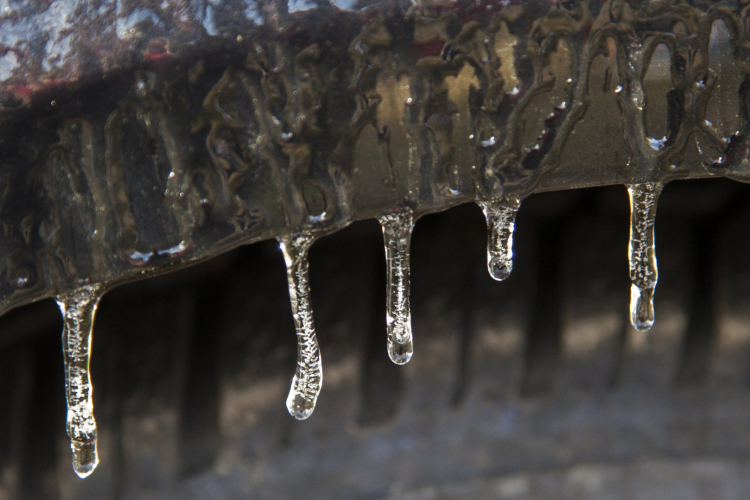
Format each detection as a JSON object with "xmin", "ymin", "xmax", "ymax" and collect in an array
[{"xmin": 0, "ymin": 0, "xmax": 749, "ymax": 316}]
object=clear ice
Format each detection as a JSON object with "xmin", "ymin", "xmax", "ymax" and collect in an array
[
  {"xmin": 56, "ymin": 283, "xmax": 105, "ymax": 478},
  {"xmin": 627, "ymin": 183, "xmax": 662, "ymax": 332},
  {"xmin": 479, "ymin": 199, "xmax": 521, "ymax": 281},
  {"xmin": 379, "ymin": 206, "xmax": 415, "ymax": 365},
  {"xmin": 279, "ymin": 233, "xmax": 323, "ymax": 420}
]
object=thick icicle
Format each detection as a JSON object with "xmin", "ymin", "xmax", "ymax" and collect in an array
[
  {"xmin": 56, "ymin": 283, "xmax": 105, "ymax": 478},
  {"xmin": 479, "ymin": 198, "xmax": 521, "ymax": 281},
  {"xmin": 279, "ymin": 233, "xmax": 322, "ymax": 420},
  {"xmin": 627, "ymin": 183, "xmax": 662, "ymax": 332},
  {"xmin": 379, "ymin": 206, "xmax": 415, "ymax": 365}
]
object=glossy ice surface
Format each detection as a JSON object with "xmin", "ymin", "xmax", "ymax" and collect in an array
[{"xmin": 1, "ymin": 0, "xmax": 747, "ymax": 313}]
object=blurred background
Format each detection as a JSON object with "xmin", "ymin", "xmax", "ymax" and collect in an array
[{"xmin": 1, "ymin": 178, "xmax": 750, "ymax": 499}]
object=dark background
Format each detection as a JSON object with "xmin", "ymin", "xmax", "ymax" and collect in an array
[{"xmin": 1, "ymin": 178, "xmax": 750, "ymax": 499}]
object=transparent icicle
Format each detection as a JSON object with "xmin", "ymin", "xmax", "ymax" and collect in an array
[
  {"xmin": 627, "ymin": 182, "xmax": 662, "ymax": 332},
  {"xmin": 379, "ymin": 206, "xmax": 415, "ymax": 365},
  {"xmin": 279, "ymin": 233, "xmax": 322, "ymax": 420},
  {"xmin": 56, "ymin": 283, "xmax": 105, "ymax": 478},
  {"xmin": 479, "ymin": 198, "xmax": 521, "ymax": 281}
]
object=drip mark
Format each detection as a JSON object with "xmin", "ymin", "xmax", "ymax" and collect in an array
[
  {"xmin": 479, "ymin": 198, "xmax": 520, "ymax": 281},
  {"xmin": 279, "ymin": 233, "xmax": 322, "ymax": 420},
  {"xmin": 56, "ymin": 283, "xmax": 106, "ymax": 478},
  {"xmin": 627, "ymin": 183, "xmax": 662, "ymax": 332},
  {"xmin": 379, "ymin": 207, "xmax": 415, "ymax": 365}
]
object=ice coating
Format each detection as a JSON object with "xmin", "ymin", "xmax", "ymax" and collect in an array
[
  {"xmin": 627, "ymin": 183, "xmax": 662, "ymax": 332},
  {"xmin": 56, "ymin": 283, "xmax": 105, "ymax": 478},
  {"xmin": 0, "ymin": 1, "xmax": 747, "ymax": 320},
  {"xmin": 479, "ymin": 199, "xmax": 521, "ymax": 282},
  {"xmin": 379, "ymin": 206, "xmax": 415, "ymax": 365},
  {"xmin": 279, "ymin": 233, "xmax": 322, "ymax": 420}
]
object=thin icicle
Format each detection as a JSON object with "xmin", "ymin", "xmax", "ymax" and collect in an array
[
  {"xmin": 379, "ymin": 206, "xmax": 415, "ymax": 365},
  {"xmin": 56, "ymin": 283, "xmax": 105, "ymax": 478},
  {"xmin": 627, "ymin": 182, "xmax": 662, "ymax": 332},
  {"xmin": 479, "ymin": 198, "xmax": 520, "ymax": 281},
  {"xmin": 279, "ymin": 233, "xmax": 322, "ymax": 420}
]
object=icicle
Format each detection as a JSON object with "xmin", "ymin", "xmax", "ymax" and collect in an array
[
  {"xmin": 379, "ymin": 206, "xmax": 415, "ymax": 365},
  {"xmin": 56, "ymin": 283, "xmax": 106, "ymax": 478},
  {"xmin": 627, "ymin": 182, "xmax": 662, "ymax": 332},
  {"xmin": 479, "ymin": 198, "xmax": 520, "ymax": 281},
  {"xmin": 279, "ymin": 233, "xmax": 322, "ymax": 420}
]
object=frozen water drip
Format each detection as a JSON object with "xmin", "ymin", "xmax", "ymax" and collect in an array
[
  {"xmin": 56, "ymin": 283, "xmax": 106, "ymax": 478},
  {"xmin": 279, "ymin": 233, "xmax": 323, "ymax": 420},
  {"xmin": 627, "ymin": 183, "xmax": 662, "ymax": 332},
  {"xmin": 379, "ymin": 206, "xmax": 415, "ymax": 365},
  {"xmin": 479, "ymin": 199, "xmax": 520, "ymax": 282}
]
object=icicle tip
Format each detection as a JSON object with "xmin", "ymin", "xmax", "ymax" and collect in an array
[
  {"xmin": 286, "ymin": 389, "xmax": 317, "ymax": 420},
  {"xmin": 630, "ymin": 284, "xmax": 655, "ymax": 332},
  {"xmin": 388, "ymin": 338, "xmax": 413, "ymax": 365},
  {"xmin": 487, "ymin": 260, "xmax": 512, "ymax": 281},
  {"xmin": 71, "ymin": 439, "xmax": 98, "ymax": 478}
]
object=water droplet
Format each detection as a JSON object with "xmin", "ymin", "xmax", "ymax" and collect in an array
[
  {"xmin": 279, "ymin": 233, "xmax": 322, "ymax": 420},
  {"xmin": 479, "ymin": 198, "xmax": 520, "ymax": 281},
  {"xmin": 56, "ymin": 283, "xmax": 106, "ymax": 478},
  {"xmin": 648, "ymin": 136, "xmax": 667, "ymax": 150},
  {"xmin": 630, "ymin": 284, "xmax": 655, "ymax": 331},
  {"xmin": 379, "ymin": 206, "xmax": 415, "ymax": 365},
  {"xmin": 481, "ymin": 136, "xmax": 497, "ymax": 148},
  {"xmin": 627, "ymin": 183, "xmax": 661, "ymax": 332},
  {"xmin": 13, "ymin": 269, "xmax": 32, "ymax": 289}
]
